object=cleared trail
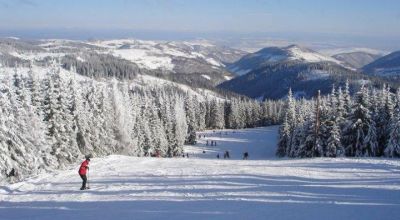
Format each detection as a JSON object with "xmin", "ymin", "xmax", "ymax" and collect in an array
[{"xmin": 1, "ymin": 126, "xmax": 400, "ymax": 220}]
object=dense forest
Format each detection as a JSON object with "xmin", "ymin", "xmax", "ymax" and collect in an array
[
  {"xmin": 0, "ymin": 65, "xmax": 284, "ymax": 181},
  {"xmin": 277, "ymin": 82, "xmax": 400, "ymax": 158}
]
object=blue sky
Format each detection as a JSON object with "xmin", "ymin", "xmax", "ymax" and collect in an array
[{"xmin": 0, "ymin": 0, "xmax": 399, "ymax": 49}]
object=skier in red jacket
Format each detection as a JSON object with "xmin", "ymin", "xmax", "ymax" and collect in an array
[{"xmin": 78, "ymin": 158, "xmax": 90, "ymax": 190}]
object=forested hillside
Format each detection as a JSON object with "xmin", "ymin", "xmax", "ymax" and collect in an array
[{"xmin": 0, "ymin": 64, "xmax": 284, "ymax": 182}]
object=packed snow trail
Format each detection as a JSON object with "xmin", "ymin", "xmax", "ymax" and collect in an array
[
  {"xmin": 1, "ymin": 126, "xmax": 400, "ymax": 220},
  {"xmin": 185, "ymin": 126, "xmax": 279, "ymax": 159}
]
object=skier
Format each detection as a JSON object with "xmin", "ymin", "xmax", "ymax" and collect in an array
[
  {"xmin": 78, "ymin": 157, "xmax": 90, "ymax": 190},
  {"xmin": 243, "ymin": 152, "xmax": 249, "ymax": 160},
  {"xmin": 225, "ymin": 151, "xmax": 230, "ymax": 159},
  {"xmin": 217, "ymin": 153, "xmax": 220, "ymax": 159}
]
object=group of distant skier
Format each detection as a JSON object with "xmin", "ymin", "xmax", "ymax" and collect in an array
[
  {"xmin": 206, "ymin": 140, "xmax": 217, "ymax": 146},
  {"xmin": 216, "ymin": 151, "xmax": 249, "ymax": 159},
  {"xmin": 75, "ymin": 130, "xmax": 250, "ymax": 190}
]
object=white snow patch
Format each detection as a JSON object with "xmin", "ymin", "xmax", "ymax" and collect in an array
[
  {"xmin": 224, "ymin": 75, "xmax": 233, "ymax": 80},
  {"xmin": 205, "ymin": 58, "xmax": 223, "ymax": 67},
  {"xmin": 76, "ymin": 56, "xmax": 85, "ymax": 62},
  {"xmin": 9, "ymin": 51, "xmax": 65, "ymax": 61},
  {"xmin": 201, "ymin": 74, "xmax": 211, "ymax": 80},
  {"xmin": 356, "ymin": 79, "xmax": 371, "ymax": 85},
  {"xmin": 1, "ymin": 126, "xmax": 399, "ymax": 220},
  {"xmin": 113, "ymin": 49, "xmax": 174, "ymax": 71},
  {"xmin": 288, "ymin": 46, "xmax": 340, "ymax": 64}
]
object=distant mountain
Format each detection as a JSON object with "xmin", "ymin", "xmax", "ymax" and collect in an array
[
  {"xmin": 333, "ymin": 52, "xmax": 383, "ymax": 69},
  {"xmin": 227, "ymin": 45, "xmax": 342, "ymax": 76},
  {"xmin": 0, "ymin": 38, "xmax": 247, "ymax": 87},
  {"xmin": 219, "ymin": 45, "xmax": 394, "ymax": 100},
  {"xmin": 220, "ymin": 61, "xmax": 381, "ymax": 100},
  {"xmin": 67, "ymin": 39, "xmax": 247, "ymax": 86},
  {"xmin": 362, "ymin": 51, "xmax": 400, "ymax": 82}
]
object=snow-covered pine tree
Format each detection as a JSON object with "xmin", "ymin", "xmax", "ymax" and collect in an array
[
  {"xmin": 343, "ymin": 86, "xmax": 377, "ymax": 157},
  {"xmin": 171, "ymin": 95, "xmax": 188, "ymax": 156},
  {"xmin": 375, "ymin": 85, "xmax": 394, "ymax": 156},
  {"xmin": 26, "ymin": 64, "xmax": 43, "ymax": 116},
  {"xmin": 336, "ymin": 87, "xmax": 346, "ymax": 126},
  {"xmin": 184, "ymin": 95, "xmax": 197, "ymax": 145},
  {"xmin": 209, "ymin": 99, "xmax": 225, "ymax": 129},
  {"xmin": 227, "ymin": 99, "xmax": 241, "ymax": 129},
  {"xmin": 276, "ymin": 113, "xmax": 290, "ymax": 157},
  {"xmin": 197, "ymin": 99, "xmax": 207, "ymax": 131},
  {"xmin": 343, "ymin": 80, "xmax": 352, "ymax": 118},
  {"xmin": 385, "ymin": 89, "xmax": 400, "ymax": 157},
  {"xmin": 0, "ymin": 78, "xmax": 19, "ymax": 179},
  {"xmin": 326, "ymin": 121, "xmax": 343, "ymax": 157},
  {"xmin": 316, "ymin": 99, "xmax": 331, "ymax": 157},
  {"xmin": 285, "ymin": 88, "xmax": 297, "ymax": 154}
]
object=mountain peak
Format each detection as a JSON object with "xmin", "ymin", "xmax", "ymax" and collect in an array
[{"xmin": 228, "ymin": 45, "xmax": 342, "ymax": 76}]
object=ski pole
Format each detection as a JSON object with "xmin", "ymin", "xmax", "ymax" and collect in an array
[{"xmin": 87, "ymin": 168, "xmax": 90, "ymax": 189}]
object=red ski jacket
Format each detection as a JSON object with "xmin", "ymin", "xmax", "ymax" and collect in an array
[{"xmin": 79, "ymin": 160, "xmax": 89, "ymax": 175}]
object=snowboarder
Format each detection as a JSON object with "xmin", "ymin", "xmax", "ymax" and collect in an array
[
  {"xmin": 243, "ymin": 152, "xmax": 249, "ymax": 160},
  {"xmin": 78, "ymin": 157, "xmax": 90, "ymax": 190}
]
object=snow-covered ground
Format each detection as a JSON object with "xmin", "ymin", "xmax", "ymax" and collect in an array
[{"xmin": 1, "ymin": 126, "xmax": 400, "ymax": 220}]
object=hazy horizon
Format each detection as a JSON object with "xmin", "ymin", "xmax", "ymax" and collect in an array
[{"xmin": 1, "ymin": 0, "xmax": 399, "ymax": 51}]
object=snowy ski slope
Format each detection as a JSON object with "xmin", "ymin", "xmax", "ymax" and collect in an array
[{"xmin": 1, "ymin": 126, "xmax": 400, "ymax": 220}]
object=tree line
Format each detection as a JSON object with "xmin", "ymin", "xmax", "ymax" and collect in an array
[
  {"xmin": 277, "ymin": 82, "xmax": 400, "ymax": 158},
  {"xmin": 0, "ymin": 65, "xmax": 284, "ymax": 181}
]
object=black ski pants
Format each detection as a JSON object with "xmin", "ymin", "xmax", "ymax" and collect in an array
[{"xmin": 80, "ymin": 174, "xmax": 87, "ymax": 189}]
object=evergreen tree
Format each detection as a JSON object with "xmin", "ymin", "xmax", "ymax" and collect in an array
[
  {"xmin": 385, "ymin": 89, "xmax": 400, "ymax": 157},
  {"xmin": 184, "ymin": 95, "xmax": 197, "ymax": 145},
  {"xmin": 276, "ymin": 114, "xmax": 290, "ymax": 157}
]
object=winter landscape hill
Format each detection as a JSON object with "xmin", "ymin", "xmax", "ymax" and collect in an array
[
  {"xmin": 1, "ymin": 37, "xmax": 400, "ymax": 220},
  {"xmin": 227, "ymin": 44, "xmax": 342, "ymax": 76},
  {"xmin": 362, "ymin": 50, "xmax": 400, "ymax": 82},
  {"xmin": 332, "ymin": 51, "xmax": 383, "ymax": 69},
  {"xmin": 2, "ymin": 1, "xmax": 400, "ymax": 220},
  {"xmin": 0, "ymin": 38, "xmax": 246, "ymax": 87},
  {"xmin": 1, "ymin": 126, "xmax": 399, "ymax": 220},
  {"xmin": 219, "ymin": 45, "xmax": 397, "ymax": 100}
]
